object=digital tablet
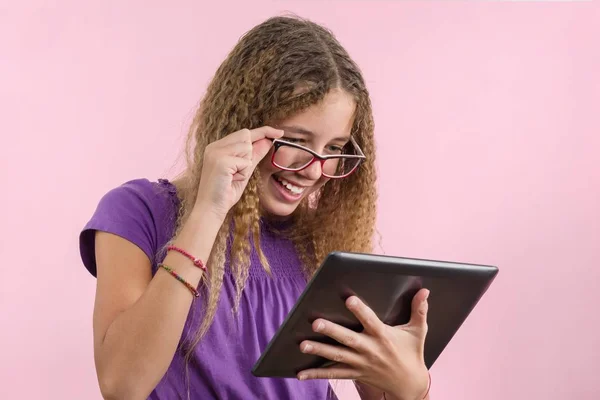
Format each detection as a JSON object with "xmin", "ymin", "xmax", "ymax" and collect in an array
[{"xmin": 252, "ymin": 251, "xmax": 498, "ymax": 378}]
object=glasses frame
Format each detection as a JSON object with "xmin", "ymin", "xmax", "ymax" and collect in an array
[{"xmin": 270, "ymin": 137, "xmax": 366, "ymax": 179}]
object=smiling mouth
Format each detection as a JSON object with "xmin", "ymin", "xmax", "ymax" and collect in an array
[{"xmin": 274, "ymin": 176, "xmax": 307, "ymax": 196}]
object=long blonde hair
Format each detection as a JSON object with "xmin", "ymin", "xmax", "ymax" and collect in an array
[{"xmin": 172, "ymin": 15, "xmax": 377, "ymax": 361}]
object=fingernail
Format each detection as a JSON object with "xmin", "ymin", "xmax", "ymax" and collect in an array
[
  {"xmin": 315, "ymin": 321, "xmax": 324, "ymax": 332},
  {"xmin": 302, "ymin": 343, "xmax": 313, "ymax": 353},
  {"xmin": 424, "ymin": 290, "xmax": 430, "ymax": 301},
  {"xmin": 298, "ymin": 374, "xmax": 306, "ymax": 381},
  {"xmin": 348, "ymin": 297, "xmax": 358, "ymax": 307}
]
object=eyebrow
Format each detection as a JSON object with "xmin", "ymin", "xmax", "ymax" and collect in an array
[{"xmin": 279, "ymin": 125, "xmax": 350, "ymax": 143}]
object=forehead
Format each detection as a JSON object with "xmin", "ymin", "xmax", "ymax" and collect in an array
[{"xmin": 278, "ymin": 90, "xmax": 356, "ymax": 141}]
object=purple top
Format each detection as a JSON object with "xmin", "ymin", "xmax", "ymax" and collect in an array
[{"xmin": 79, "ymin": 178, "xmax": 338, "ymax": 399}]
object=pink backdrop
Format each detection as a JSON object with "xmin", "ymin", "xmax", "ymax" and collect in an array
[{"xmin": 2, "ymin": 1, "xmax": 599, "ymax": 399}]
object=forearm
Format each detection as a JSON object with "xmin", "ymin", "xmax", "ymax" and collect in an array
[
  {"xmin": 355, "ymin": 381, "xmax": 385, "ymax": 400},
  {"xmin": 96, "ymin": 207, "xmax": 222, "ymax": 399}
]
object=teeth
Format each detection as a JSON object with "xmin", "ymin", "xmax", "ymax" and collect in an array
[{"xmin": 277, "ymin": 177, "xmax": 305, "ymax": 195}]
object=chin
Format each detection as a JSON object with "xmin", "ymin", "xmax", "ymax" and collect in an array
[
  {"xmin": 258, "ymin": 170, "xmax": 323, "ymax": 219},
  {"xmin": 259, "ymin": 199, "xmax": 301, "ymax": 219}
]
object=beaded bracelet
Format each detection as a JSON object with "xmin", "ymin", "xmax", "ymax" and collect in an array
[
  {"xmin": 159, "ymin": 263, "xmax": 200, "ymax": 298},
  {"xmin": 167, "ymin": 245, "xmax": 207, "ymax": 271}
]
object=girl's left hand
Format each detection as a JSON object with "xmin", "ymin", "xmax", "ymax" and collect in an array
[{"xmin": 297, "ymin": 289, "xmax": 431, "ymax": 400}]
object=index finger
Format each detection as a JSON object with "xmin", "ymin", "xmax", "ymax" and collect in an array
[
  {"xmin": 346, "ymin": 296, "xmax": 386, "ymax": 336},
  {"xmin": 249, "ymin": 126, "xmax": 284, "ymax": 143}
]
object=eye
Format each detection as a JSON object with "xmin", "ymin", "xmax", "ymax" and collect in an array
[
  {"xmin": 326, "ymin": 144, "xmax": 344, "ymax": 154},
  {"xmin": 283, "ymin": 137, "xmax": 304, "ymax": 144}
]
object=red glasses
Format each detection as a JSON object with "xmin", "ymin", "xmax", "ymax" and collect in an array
[{"xmin": 270, "ymin": 137, "xmax": 366, "ymax": 179}]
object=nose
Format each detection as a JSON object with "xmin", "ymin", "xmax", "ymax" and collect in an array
[{"xmin": 297, "ymin": 159, "xmax": 322, "ymax": 181}]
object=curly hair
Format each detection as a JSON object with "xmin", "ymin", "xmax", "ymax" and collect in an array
[{"xmin": 172, "ymin": 15, "xmax": 377, "ymax": 364}]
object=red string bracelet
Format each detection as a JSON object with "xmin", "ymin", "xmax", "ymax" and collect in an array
[
  {"xmin": 159, "ymin": 263, "xmax": 200, "ymax": 298},
  {"xmin": 167, "ymin": 245, "xmax": 206, "ymax": 271}
]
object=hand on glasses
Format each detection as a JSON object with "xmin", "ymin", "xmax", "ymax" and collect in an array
[{"xmin": 195, "ymin": 127, "xmax": 284, "ymax": 220}]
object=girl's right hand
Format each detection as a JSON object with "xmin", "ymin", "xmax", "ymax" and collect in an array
[{"xmin": 194, "ymin": 126, "xmax": 284, "ymax": 220}]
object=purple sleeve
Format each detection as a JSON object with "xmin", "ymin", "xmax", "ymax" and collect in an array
[{"xmin": 79, "ymin": 179, "xmax": 160, "ymax": 277}]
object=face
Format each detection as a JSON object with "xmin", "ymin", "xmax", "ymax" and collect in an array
[{"xmin": 257, "ymin": 89, "xmax": 357, "ymax": 218}]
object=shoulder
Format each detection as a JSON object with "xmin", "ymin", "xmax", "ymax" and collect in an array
[
  {"xmin": 89, "ymin": 178, "xmax": 178, "ymax": 231},
  {"xmin": 79, "ymin": 178, "xmax": 179, "ymax": 277},
  {"xmin": 100, "ymin": 178, "xmax": 176, "ymax": 209}
]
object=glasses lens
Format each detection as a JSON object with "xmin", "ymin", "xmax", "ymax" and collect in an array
[
  {"xmin": 272, "ymin": 145, "xmax": 314, "ymax": 171},
  {"xmin": 322, "ymin": 156, "xmax": 361, "ymax": 177}
]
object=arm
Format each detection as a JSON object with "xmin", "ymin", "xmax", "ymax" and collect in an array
[
  {"xmin": 93, "ymin": 206, "xmax": 222, "ymax": 400},
  {"xmin": 94, "ymin": 126, "xmax": 283, "ymax": 400},
  {"xmin": 91, "ymin": 126, "xmax": 282, "ymax": 399}
]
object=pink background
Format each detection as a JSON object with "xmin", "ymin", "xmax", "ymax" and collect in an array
[{"xmin": 2, "ymin": 1, "xmax": 599, "ymax": 399}]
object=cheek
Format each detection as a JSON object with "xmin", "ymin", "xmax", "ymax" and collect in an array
[
  {"xmin": 257, "ymin": 152, "xmax": 277, "ymax": 177},
  {"xmin": 309, "ymin": 177, "xmax": 330, "ymax": 194}
]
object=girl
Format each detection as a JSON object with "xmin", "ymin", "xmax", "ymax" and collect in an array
[{"xmin": 80, "ymin": 16, "xmax": 431, "ymax": 400}]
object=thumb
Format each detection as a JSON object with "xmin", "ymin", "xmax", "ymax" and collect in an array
[
  {"xmin": 408, "ymin": 288, "xmax": 430, "ymax": 334},
  {"xmin": 251, "ymin": 138, "xmax": 274, "ymax": 167}
]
